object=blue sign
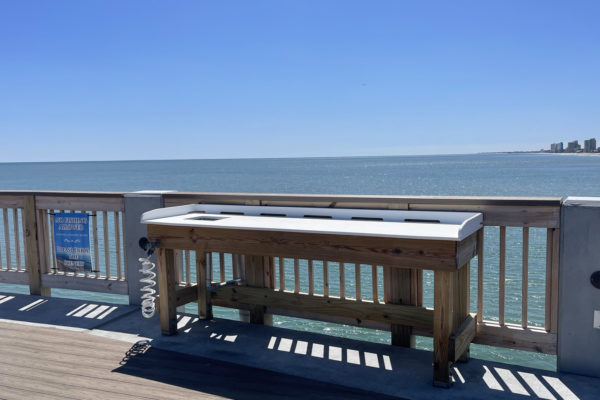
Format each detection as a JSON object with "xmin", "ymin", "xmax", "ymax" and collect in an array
[{"xmin": 53, "ymin": 213, "xmax": 92, "ymax": 273}]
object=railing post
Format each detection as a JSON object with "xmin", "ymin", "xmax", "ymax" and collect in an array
[
  {"xmin": 123, "ymin": 191, "xmax": 172, "ymax": 306},
  {"xmin": 558, "ymin": 197, "xmax": 600, "ymax": 378},
  {"xmin": 23, "ymin": 195, "xmax": 50, "ymax": 296}
]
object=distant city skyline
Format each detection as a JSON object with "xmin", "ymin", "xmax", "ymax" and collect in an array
[{"xmin": 1, "ymin": 2, "xmax": 599, "ymax": 162}]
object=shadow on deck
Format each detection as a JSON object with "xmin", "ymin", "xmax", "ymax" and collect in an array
[{"xmin": 0, "ymin": 292, "xmax": 597, "ymax": 400}]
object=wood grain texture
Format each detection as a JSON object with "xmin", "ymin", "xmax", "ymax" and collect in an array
[
  {"xmin": 384, "ymin": 267, "xmax": 415, "ymax": 348},
  {"xmin": 157, "ymin": 248, "xmax": 177, "ymax": 335},
  {"xmin": 212, "ymin": 286, "xmax": 434, "ymax": 329},
  {"xmin": 147, "ymin": 225, "xmax": 461, "ymax": 271},
  {"xmin": 433, "ymin": 270, "xmax": 455, "ymax": 387},
  {"xmin": 449, "ymin": 313, "xmax": 477, "ymax": 362},
  {"xmin": 24, "ymin": 196, "xmax": 42, "ymax": 295},
  {"xmin": 196, "ymin": 252, "xmax": 212, "ymax": 319},
  {"xmin": 0, "ymin": 321, "xmax": 396, "ymax": 400}
]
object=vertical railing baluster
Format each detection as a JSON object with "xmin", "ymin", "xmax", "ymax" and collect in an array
[
  {"xmin": 3, "ymin": 208, "xmax": 11, "ymax": 268},
  {"xmin": 355, "ymin": 263, "xmax": 361, "ymax": 301},
  {"xmin": 120, "ymin": 211, "xmax": 126, "ymax": 280},
  {"xmin": 499, "ymin": 226, "xmax": 506, "ymax": 326},
  {"xmin": 550, "ymin": 228, "xmax": 560, "ymax": 333},
  {"xmin": 102, "ymin": 211, "xmax": 111, "ymax": 279},
  {"xmin": 545, "ymin": 228, "xmax": 553, "ymax": 332},
  {"xmin": 339, "ymin": 262, "xmax": 345, "ymax": 299},
  {"xmin": 308, "ymin": 259, "xmax": 314, "ymax": 295},
  {"xmin": 92, "ymin": 211, "xmax": 99, "ymax": 277},
  {"xmin": 114, "ymin": 211, "xmax": 122, "ymax": 280},
  {"xmin": 522, "ymin": 227, "xmax": 529, "ymax": 329},
  {"xmin": 371, "ymin": 265, "xmax": 378, "ymax": 303},
  {"xmin": 477, "ymin": 228, "xmax": 484, "ymax": 323},
  {"xmin": 185, "ymin": 250, "xmax": 191, "ymax": 286},
  {"xmin": 323, "ymin": 261, "xmax": 329, "ymax": 297},
  {"xmin": 279, "ymin": 257, "xmax": 285, "ymax": 291},
  {"xmin": 13, "ymin": 209, "xmax": 21, "ymax": 270},
  {"xmin": 49, "ymin": 211, "xmax": 57, "ymax": 273},
  {"xmin": 294, "ymin": 258, "xmax": 299, "ymax": 293},
  {"xmin": 219, "ymin": 252, "xmax": 225, "ymax": 283}
]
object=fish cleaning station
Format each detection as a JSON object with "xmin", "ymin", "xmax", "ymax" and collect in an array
[{"xmin": 1, "ymin": 191, "xmax": 599, "ymax": 399}]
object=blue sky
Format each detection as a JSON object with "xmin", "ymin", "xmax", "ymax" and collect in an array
[{"xmin": 1, "ymin": 1, "xmax": 599, "ymax": 162}]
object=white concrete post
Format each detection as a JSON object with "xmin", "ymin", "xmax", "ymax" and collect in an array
[
  {"xmin": 124, "ymin": 191, "xmax": 172, "ymax": 306},
  {"xmin": 558, "ymin": 197, "xmax": 600, "ymax": 377}
]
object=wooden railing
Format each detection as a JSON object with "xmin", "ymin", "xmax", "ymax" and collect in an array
[
  {"xmin": 0, "ymin": 192, "xmax": 127, "ymax": 295},
  {"xmin": 0, "ymin": 190, "xmax": 562, "ymax": 355}
]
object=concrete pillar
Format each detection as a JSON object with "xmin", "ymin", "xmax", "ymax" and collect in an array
[
  {"xmin": 558, "ymin": 197, "xmax": 600, "ymax": 378},
  {"xmin": 124, "ymin": 191, "xmax": 172, "ymax": 305}
]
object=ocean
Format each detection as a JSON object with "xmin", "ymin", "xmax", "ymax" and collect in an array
[{"xmin": 2, "ymin": 153, "xmax": 599, "ymax": 371}]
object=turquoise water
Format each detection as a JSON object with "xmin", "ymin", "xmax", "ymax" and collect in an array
[{"xmin": 2, "ymin": 153, "xmax": 600, "ymax": 371}]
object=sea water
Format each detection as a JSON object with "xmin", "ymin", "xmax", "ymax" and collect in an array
[{"xmin": 2, "ymin": 153, "xmax": 599, "ymax": 370}]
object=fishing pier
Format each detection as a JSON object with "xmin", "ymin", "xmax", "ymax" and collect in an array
[{"xmin": 0, "ymin": 190, "xmax": 599, "ymax": 399}]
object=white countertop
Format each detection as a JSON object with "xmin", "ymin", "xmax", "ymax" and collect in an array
[{"xmin": 141, "ymin": 204, "xmax": 482, "ymax": 241}]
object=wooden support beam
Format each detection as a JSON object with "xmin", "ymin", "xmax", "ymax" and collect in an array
[
  {"xmin": 433, "ymin": 270, "xmax": 455, "ymax": 388},
  {"xmin": 211, "ymin": 285, "xmax": 434, "ymax": 329},
  {"xmin": 196, "ymin": 252, "xmax": 212, "ymax": 319},
  {"xmin": 384, "ymin": 267, "xmax": 415, "ymax": 348},
  {"xmin": 23, "ymin": 196, "xmax": 44, "ymax": 295},
  {"xmin": 449, "ymin": 313, "xmax": 477, "ymax": 362},
  {"xmin": 244, "ymin": 255, "xmax": 271, "ymax": 325},
  {"xmin": 453, "ymin": 262, "xmax": 470, "ymax": 361},
  {"xmin": 157, "ymin": 248, "xmax": 177, "ymax": 335}
]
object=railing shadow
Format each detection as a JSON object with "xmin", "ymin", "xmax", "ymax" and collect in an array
[{"xmin": 113, "ymin": 339, "xmax": 400, "ymax": 400}]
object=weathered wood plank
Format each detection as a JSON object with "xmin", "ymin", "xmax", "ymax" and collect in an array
[
  {"xmin": 212, "ymin": 285, "xmax": 434, "ymax": 329},
  {"xmin": 499, "ymin": 226, "xmax": 506, "ymax": 326},
  {"xmin": 41, "ymin": 274, "xmax": 128, "ymax": 294},
  {"xmin": 384, "ymin": 267, "xmax": 414, "ymax": 347},
  {"xmin": 13, "ymin": 208, "xmax": 22, "ymax": 270},
  {"xmin": 475, "ymin": 321, "xmax": 557, "ymax": 354},
  {"xmin": 477, "ymin": 228, "xmax": 484, "ymax": 323},
  {"xmin": 114, "ymin": 211, "xmax": 122, "ymax": 280},
  {"xmin": 157, "ymin": 248, "xmax": 177, "ymax": 335},
  {"xmin": 3, "ymin": 208, "xmax": 11, "ymax": 268},
  {"xmin": 0, "ymin": 269, "xmax": 29, "ymax": 284},
  {"xmin": 147, "ymin": 225, "xmax": 461, "ymax": 271},
  {"xmin": 308, "ymin": 259, "xmax": 314, "ymax": 295},
  {"xmin": 355, "ymin": 263, "xmax": 361, "ymax": 301},
  {"xmin": 0, "ymin": 195, "xmax": 25, "ymax": 208},
  {"xmin": 36, "ymin": 196, "xmax": 124, "ymax": 212},
  {"xmin": 522, "ymin": 227, "xmax": 529, "ymax": 329},
  {"xmin": 24, "ymin": 196, "xmax": 43, "ymax": 295},
  {"xmin": 196, "ymin": 252, "xmax": 212, "ymax": 319},
  {"xmin": 449, "ymin": 313, "xmax": 477, "ymax": 362},
  {"xmin": 550, "ymin": 228, "xmax": 560, "ymax": 333},
  {"xmin": 433, "ymin": 270, "xmax": 454, "ymax": 387}
]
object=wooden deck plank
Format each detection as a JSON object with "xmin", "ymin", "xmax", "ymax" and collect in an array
[{"xmin": 0, "ymin": 322, "xmax": 396, "ymax": 400}]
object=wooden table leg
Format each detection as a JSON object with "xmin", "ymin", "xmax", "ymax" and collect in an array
[
  {"xmin": 244, "ymin": 255, "xmax": 273, "ymax": 325},
  {"xmin": 433, "ymin": 270, "xmax": 455, "ymax": 387},
  {"xmin": 157, "ymin": 248, "xmax": 177, "ymax": 335},
  {"xmin": 196, "ymin": 252, "xmax": 213, "ymax": 320},
  {"xmin": 454, "ymin": 263, "xmax": 470, "ymax": 361},
  {"xmin": 385, "ymin": 267, "xmax": 415, "ymax": 347}
]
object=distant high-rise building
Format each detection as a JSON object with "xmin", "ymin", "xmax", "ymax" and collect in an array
[
  {"xmin": 567, "ymin": 140, "xmax": 581, "ymax": 153},
  {"xmin": 550, "ymin": 142, "xmax": 564, "ymax": 153},
  {"xmin": 583, "ymin": 138, "xmax": 597, "ymax": 153}
]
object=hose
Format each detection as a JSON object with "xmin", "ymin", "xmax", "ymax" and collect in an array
[{"xmin": 138, "ymin": 256, "xmax": 157, "ymax": 318}]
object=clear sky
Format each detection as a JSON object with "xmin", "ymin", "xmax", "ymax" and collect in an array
[{"xmin": 1, "ymin": 1, "xmax": 599, "ymax": 162}]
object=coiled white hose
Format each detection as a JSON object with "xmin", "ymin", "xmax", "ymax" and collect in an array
[{"xmin": 138, "ymin": 257, "xmax": 157, "ymax": 318}]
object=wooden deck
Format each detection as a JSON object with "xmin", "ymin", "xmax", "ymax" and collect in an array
[{"xmin": 0, "ymin": 321, "xmax": 399, "ymax": 400}]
